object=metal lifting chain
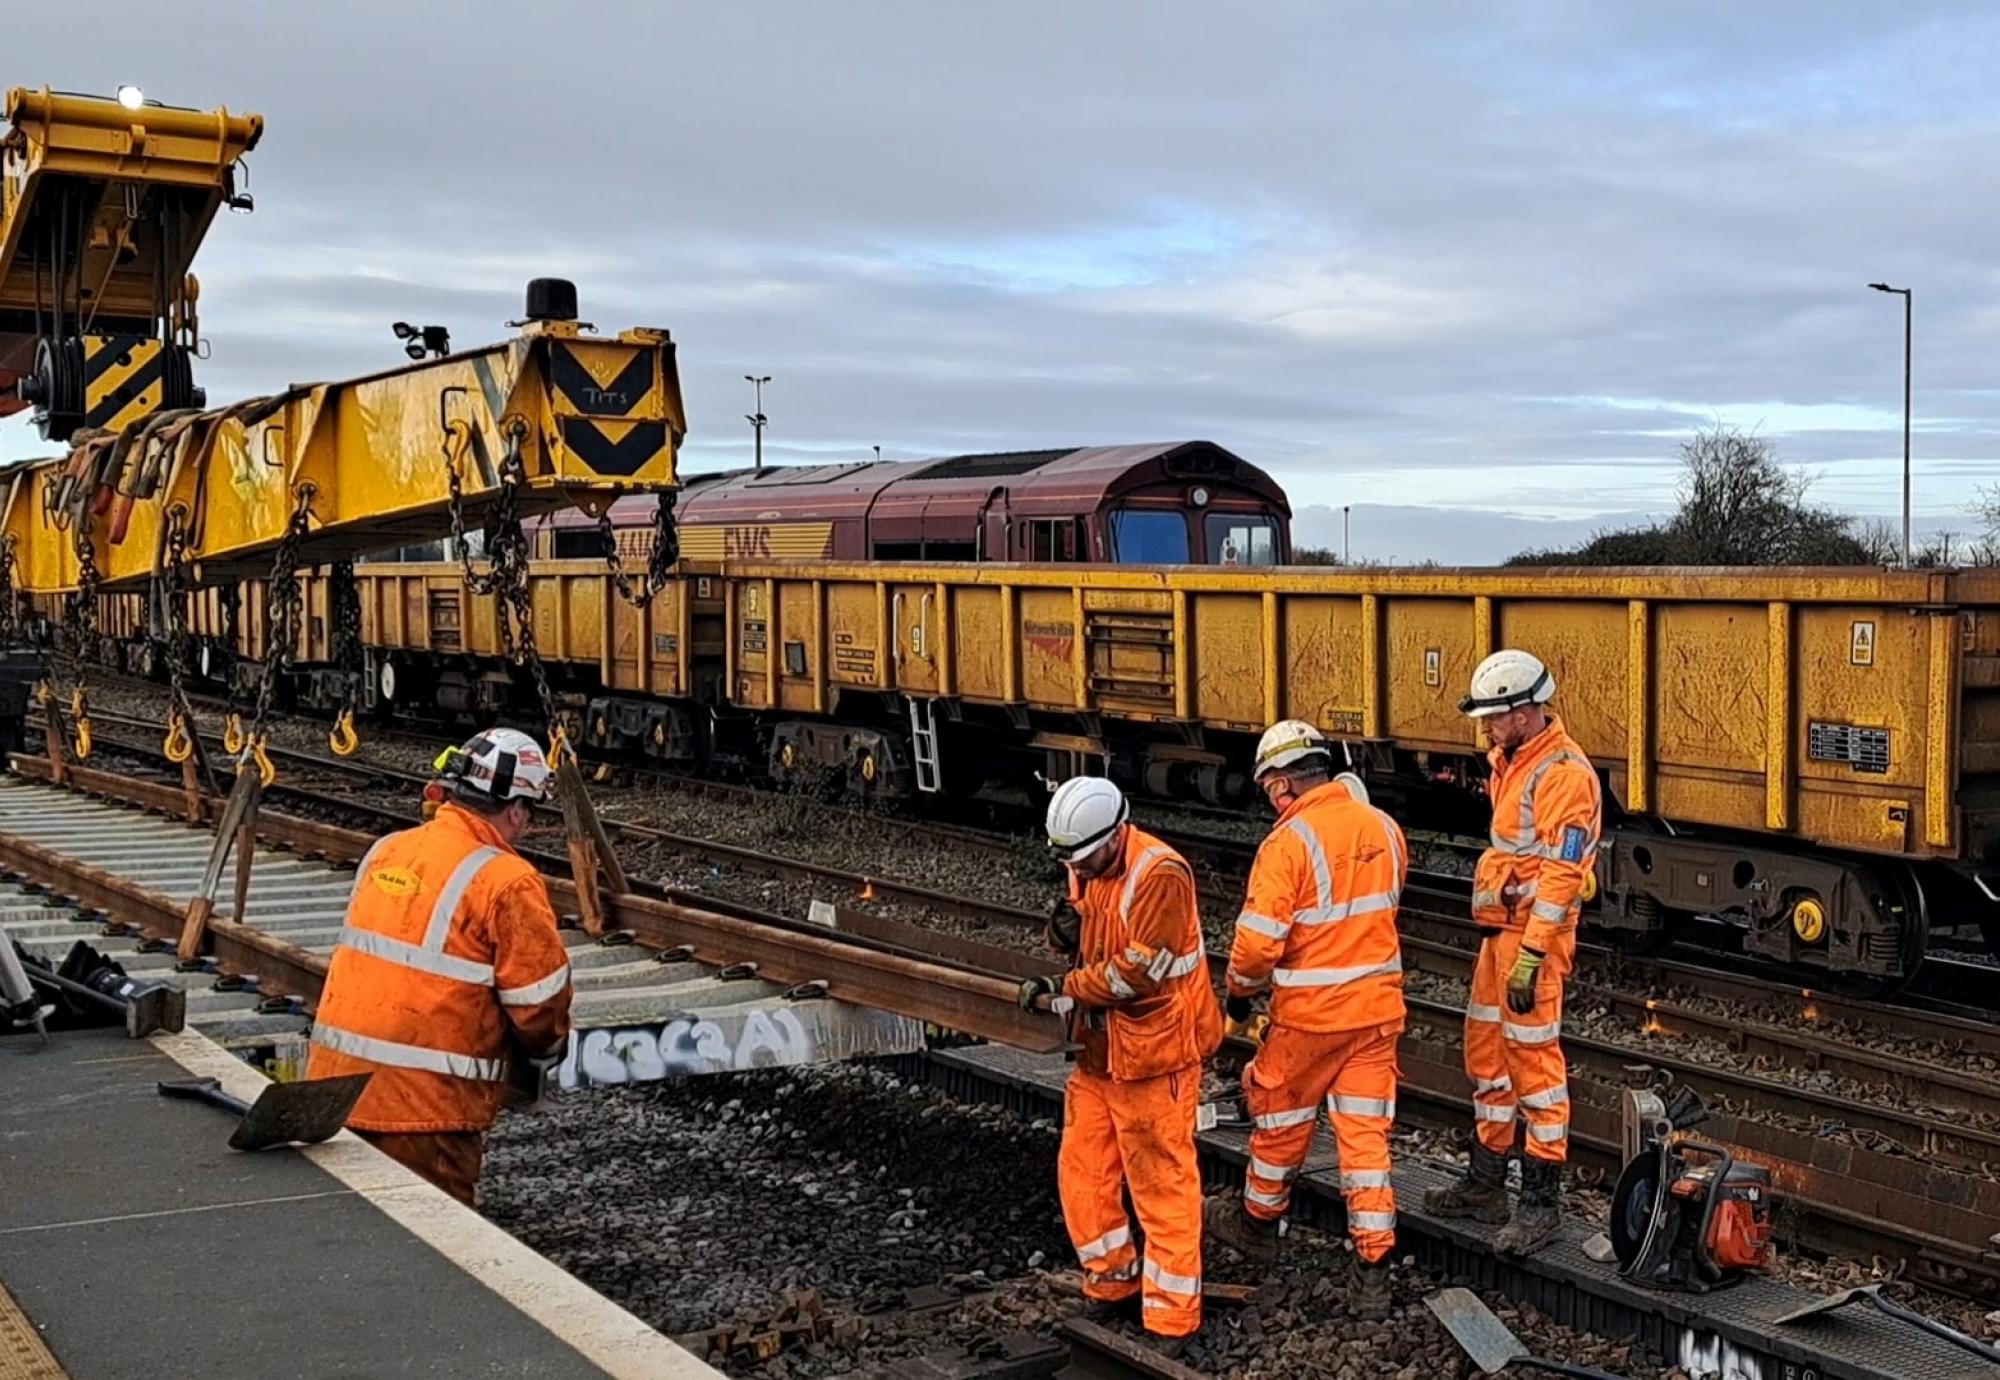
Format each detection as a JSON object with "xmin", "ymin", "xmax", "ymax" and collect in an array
[
  {"xmin": 49, "ymin": 529, "xmax": 101, "ymax": 760},
  {"xmin": 0, "ymin": 535, "xmax": 17, "ymax": 649},
  {"xmin": 596, "ymin": 489, "xmax": 680, "ymax": 609},
  {"xmin": 234, "ymin": 486, "xmax": 316, "ymax": 786},
  {"xmin": 160, "ymin": 511, "xmax": 199, "ymax": 766},
  {"xmin": 442, "ymin": 418, "xmax": 570, "ymax": 763},
  {"xmin": 327, "ymin": 558, "xmax": 362, "ymax": 756}
]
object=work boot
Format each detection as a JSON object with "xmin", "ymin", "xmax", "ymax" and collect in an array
[
  {"xmin": 1149, "ymin": 1332, "xmax": 1192, "ymax": 1361},
  {"xmin": 1085, "ymin": 1293, "xmax": 1142, "ymax": 1327},
  {"xmin": 1422, "ymin": 1140, "xmax": 1511, "ymax": 1224},
  {"xmin": 1347, "ymin": 1253, "xmax": 1393, "ymax": 1321},
  {"xmin": 1495, "ymin": 1155, "xmax": 1563, "ymax": 1255},
  {"xmin": 1203, "ymin": 1193, "xmax": 1280, "ymax": 1264}
]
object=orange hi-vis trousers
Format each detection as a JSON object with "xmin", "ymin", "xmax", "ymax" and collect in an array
[
  {"xmin": 1465, "ymin": 929, "xmax": 1571, "ymax": 1163},
  {"xmin": 1059, "ymin": 1067, "xmax": 1203, "ymax": 1338},
  {"xmin": 1239, "ymin": 1021, "xmax": 1401, "ymax": 1264}
]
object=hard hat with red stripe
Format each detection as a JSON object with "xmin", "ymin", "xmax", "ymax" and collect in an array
[{"xmin": 433, "ymin": 728, "xmax": 553, "ymax": 804}]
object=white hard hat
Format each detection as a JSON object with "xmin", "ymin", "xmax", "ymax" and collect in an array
[
  {"xmin": 436, "ymin": 728, "xmax": 554, "ymax": 804},
  {"xmin": 1253, "ymin": 719, "xmax": 1331, "ymax": 781},
  {"xmin": 1045, "ymin": 776, "xmax": 1128, "ymax": 865},
  {"xmin": 1461, "ymin": 649, "xmax": 1555, "ymax": 719}
]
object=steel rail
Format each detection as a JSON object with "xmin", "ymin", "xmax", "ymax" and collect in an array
[{"xmin": 3, "ymin": 754, "xmax": 1059, "ymax": 1052}]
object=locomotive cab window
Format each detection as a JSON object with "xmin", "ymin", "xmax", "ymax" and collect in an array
[
  {"xmin": 1205, "ymin": 513, "xmax": 1279, "ymax": 566},
  {"xmin": 1025, "ymin": 518, "xmax": 1087, "ymax": 562},
  {"xmin": 1108, "ymin": 509, "xmax": 1190, "ymax": 564}
]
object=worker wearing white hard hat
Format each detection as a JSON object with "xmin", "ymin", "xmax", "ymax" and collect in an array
[
  {"xmin": 1426, "ymin": 650, "xmax": 1601, "ymax": 1257},
  {"xmin": 307, "ymin": 728, "xmax": 574, "ymax": 1205},
  {"xmin": 1021, "ymin": 776, "xmax": 1220, "ymax": 1354},
  {"xmin": 1204, "ymin": 719, "xmax": 1407, "ymax": 1318}
]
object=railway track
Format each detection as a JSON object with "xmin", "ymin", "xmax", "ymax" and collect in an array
[{"xmin": 9, "ymin": 745, "xmax": 2000, "ymax": 1307}]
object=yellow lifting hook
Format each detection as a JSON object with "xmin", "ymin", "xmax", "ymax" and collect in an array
[
  {"xmin": 249, "ymin": 734, "xmax": 277, "ymax": 788},
  {"xmin": 329, "ymin": 709, "xmax": 360, "ymax": 758},
  {"xmin": 69, "ymin": 687, "xmax": 91, "ymax": 761},
  {"xmin": 163, "ymin": 712, "xmax": 194, "ymax": 764},
  {"xmin": 547, "ymin": 724, "xmax": 576, "ymax": 771},
  {"xmin": 222, "ymin": 712, "xmax": 245, "ymax": 756}
]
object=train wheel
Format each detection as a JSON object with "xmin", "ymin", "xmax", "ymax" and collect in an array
[{"xmin": 1834, "ymin": 864, "xmax": 1928, "ymax": 998}]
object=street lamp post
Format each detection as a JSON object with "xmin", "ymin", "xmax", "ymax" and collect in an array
[
  {"xmin": 744, "ymin": 374, "xmax": 771, "ymax": 472},
  {"xmin": 1868, "ymin": 283, "xmax": 1912, "ymax": 566},
  {"xmin": 1343, "ymin": 504, "xmax": 1351, "ymax": 565}
]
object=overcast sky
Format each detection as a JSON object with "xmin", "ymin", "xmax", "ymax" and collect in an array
[{"xmin": 8, "ymin": 3, "xmax": 1995, "ymax": 561}]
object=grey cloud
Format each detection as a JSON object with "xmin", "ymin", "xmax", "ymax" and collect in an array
[{"xmin": 5, "ymin": 2, "xmax": 1997, "ymax": 549}]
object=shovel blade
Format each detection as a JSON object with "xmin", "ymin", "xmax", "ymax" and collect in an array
[
  {"xmin": 1773, "ymin": 1284, "xmax": 1878, "ymax": 1326},
  {"xmin": 1425, "ymin": 1288, "xmax": 1530, "ymax": 1374},
  {"xmin": 228, "ymin": 1073, "xmax": 371, "ymax": 1152}
]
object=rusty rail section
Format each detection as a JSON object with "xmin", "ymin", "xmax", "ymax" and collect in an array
[{"xmin": 4, "ymin": 755, "xmax": 1059, "ymax": 1052}]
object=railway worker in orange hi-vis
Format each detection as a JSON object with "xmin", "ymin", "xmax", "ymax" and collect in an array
[
  {"xmin": 1017, "ymin": 776, "xmax": 1221, "ymax": 1357},
  {"xmin": 1424, "ymin": 649, "xmax": 1602, "ymax": 1256},
  {"xmin": 1204, "ymin": 719, "xmax": 1408, "ymax": 1321},
  {"xmin": 307, "ymin": 729, "xmax": 574, "ymax": 1206}
]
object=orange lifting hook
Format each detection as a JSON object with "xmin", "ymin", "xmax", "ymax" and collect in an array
[{"xmin": 329, "ymin": 709, "xmax": 360, "ymax": 758}]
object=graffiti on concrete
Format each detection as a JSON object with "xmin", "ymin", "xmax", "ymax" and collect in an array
[{"xmin": 556, "ymin": 1002, "xmax": 924, "ymax": 1091}]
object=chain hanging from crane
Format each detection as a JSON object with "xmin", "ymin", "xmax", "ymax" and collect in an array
[
  {"xmin": 174, "ymin": 484, "xmax": 314, "ymax": 961},
  {"xmin": 441, "ymin": 415, "xmax": 628, "ymax": 933},
  {"xmin": 594, "ymin": 490, "xmax": 679, "ymax": 609},
  {"xmin": 327, "ymin": 558, "xmax": 363, "ymax": 757}
]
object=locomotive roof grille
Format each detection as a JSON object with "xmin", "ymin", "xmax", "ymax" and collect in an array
[{"xmin": 912, "ymin": 449, "xmax": 1076, "ymax": 480}]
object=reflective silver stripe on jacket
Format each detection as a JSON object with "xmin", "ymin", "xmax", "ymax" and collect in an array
[
  {"xmin": 1474, "ymin": 1074, "xmax": 1513, "ymax": 1095},
  {"xmin": 498, "ymin": 963, "xmax": 572, "ymax": 1007},
  {"xmin": 422, "ymin": 846, "xmax": 503, "ymax": 949},
  {"xmin": 311, "ymin": 1021, "xmax": 508, "ymax": 1081},
  {"xmin": 1253, "ymin": 1104, "xmax": 1318, "ymax": 1130},
  {"xmin": 1237, "ymin": 910, "xmax": 1290, "ymax": 939},
  {"xmin": 336, "ymin": 926, "xmax": 495, "ymax": 986},
  {"xmin": 1527, "ymin": 1121, "xmax": 1569, "ymax": 1143},
  {"xmin": 1465, "ymin": 1001, "xmax": 1503, "ymax": 1023},
  {"xmin": 338, "ymin": 845, "xmax": 514, "ymax": 990},
  {"xmin": 1348, "ymin": 1210, "xmax": 1397, "ymax": 1232},
  {"xmin": 1143, "ymin": 1259, "xmax": 1201, "ymax": 1297},
  {"xmin": 1162, "ymin": 949, "xmax": 1204, "ymax": 979},
  {"xmin": 1340, "ymin": 1168, "xmax": 1393, "ymax": 1190},
  {"xmin": 1246, "ymin": 1184, "xmax": 1289, "ymax": 1210},
  {"xmin": 1113, "ymin": 844, "xmax": 1206, "ymax": 989},
  {"xmin": 1271, "ymin": 957, "xmax": 1403, "ymax": 988},
  {"xmin": 1489, "ymin": 751, "xmax": 1599, "ymax": 863},
  {"xmin": 1474, "ymin": 1102, "xmax": 1517, "ymax": 1123}
]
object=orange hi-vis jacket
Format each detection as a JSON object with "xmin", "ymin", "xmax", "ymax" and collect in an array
[
  {"xmin": 1059, "ymin": 826, "xmax": 1223, "ymax": 1081},
  {"xmin": 1470, "ymin": 717, "xmax": 1602, "ymax": 957},
  {"xmin": 1226, "ymin": 779, "xmax": 1407, "ymax": 1032},
  {"xmin": 307, "ymin": 803, "xmax": 574, "ymax": 1134}
]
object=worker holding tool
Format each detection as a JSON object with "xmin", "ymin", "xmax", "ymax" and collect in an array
[
  {"xmin": 1019, "ymin": 777, "xmax": 1221, "ymax": 1356},
  {"xmin": 1205, "ymin": 720, "xmax": 1407, "ymax": 1320},
  {"xmin": 1425, "ymin": 650, "xmax": 1601, "ymax": 1256},
  {"xmin": 307, "ymin": 729, "xmax": 574, "ymax": 1205}
]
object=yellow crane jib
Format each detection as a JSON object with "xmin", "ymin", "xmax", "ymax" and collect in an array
[
  {"xmin": 0, "ymin": 279, "xmax": 685, "ymax": 591},
  {"xmin": 0, "ymin": 86, "xmax": 263, "ymax": 441}
]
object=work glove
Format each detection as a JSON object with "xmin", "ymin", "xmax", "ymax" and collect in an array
[
  {"xmin": 1045, "ymin": 899, "xmax": 1082, "ymax": 955},
  {"xmin": 1505, "ymin": 948, "xmax": 1545, "ymax": 1015},
  {"xmin": 1018, "ymin": 973, "xmax": 1065, "ymax": 1011},
  {"xmin": 1225, "ymin": 994, "xmax": 1255, "ymax": 1024}
]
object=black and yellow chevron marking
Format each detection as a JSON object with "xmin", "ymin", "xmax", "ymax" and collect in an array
[
  {"xmin": 551, "ymin": 342, "xmax": 656, "ymax": 417},
  {"xmin": 561, "ymin": 417, "xmax": 669, "ymax": 477},
  {"xmin": 83, "ymin": 334, "xmax": 167, "ymax": 432}
]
